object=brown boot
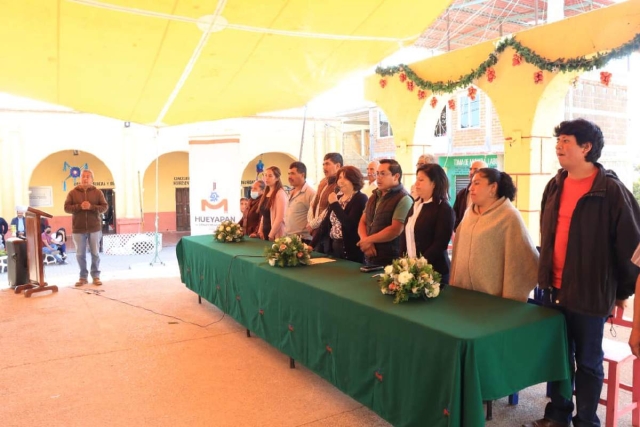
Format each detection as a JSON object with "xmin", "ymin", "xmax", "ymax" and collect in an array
[
  {"xmin": 75, "ymin": 278, "xmax": 88, "ymax": 287},
  {"xmin": 92, "ymin": 277, "xmax": 102, "ymax": 286}
]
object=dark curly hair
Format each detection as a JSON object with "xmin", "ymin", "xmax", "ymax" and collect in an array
[
  {"xmin": 477, "ymin": 168, "xmax": 517, "ymax": 201},
  {"xmin": 553, "ymin": 118, "xmax": 604, "ymax": 163}
]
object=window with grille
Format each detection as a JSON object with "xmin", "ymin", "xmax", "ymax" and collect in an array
[
  {"xmin": 434, "ymin": 106, "xmax": 447, "ymax": 137},
  {"xmin": 379, "ymin": 110, "xmax": 393, "ymax": 137}
]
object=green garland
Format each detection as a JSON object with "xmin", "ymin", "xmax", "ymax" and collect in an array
[{"xmin": 375, "ymin": 33, "xmax": 640, "ymax": 94}]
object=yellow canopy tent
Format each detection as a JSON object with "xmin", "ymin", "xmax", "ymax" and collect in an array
[{"xmin": 0, "ymin": 0, "xmax": 453, "ymax": 125}]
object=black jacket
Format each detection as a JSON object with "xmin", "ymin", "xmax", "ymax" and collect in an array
[
  {"xmin": 452, "ymin": 187, "xmax": 468, "ymax": 231},
  {"xmin": 539, "ymin": 164, "xmax": 640, "ymax": 317},
  {"xmin": 400, "ymin": 199, "xmax": 455, "ymax": 284},
  {"xmin": 312, "ymin": 192, "xmax": 368, "ymax": 263}
]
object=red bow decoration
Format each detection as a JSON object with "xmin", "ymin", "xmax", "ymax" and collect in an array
[
  {"xmin": 398, "ymin": 72, "xmax": 407, "ymax": 82},
  {"xmin": 467, "ymin": 86, "xmax": 477, "ymax": 101},
  {"xmin": 600, "ymin": 71, "xmax": 612, "ymax": 86},
  {"xmin": 487, "ymin": 67, "xmax": 496, "ymax": 83},
  {"xmin": 512, "ymin": 53, "xmax": 522, "ymax": 66},
  {"xmin": 448, "ymin": 99, "xmax": 456, "ymax": 111},
  {"xmin": 417, "ymin": 89, "xmax": 426, "ymax": 100},
  {"xmin": 534, "ymin": 71, "xmax": 544, "ymax": 84},
  {"xmin": 406, "ymin": 80, "xmax": 415, "ymax": 91},
  {"xmin": 379, "ymin": 78, "xmax": 387, "ymax": 88},
  {"xmin": 430, "ymin": 97, "xmax": 438, "ymax": 108}
]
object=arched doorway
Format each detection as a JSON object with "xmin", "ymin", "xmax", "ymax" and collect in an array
[{"xmin": 142, "ymin": 151, "xmax": 189, "ymax": 233}]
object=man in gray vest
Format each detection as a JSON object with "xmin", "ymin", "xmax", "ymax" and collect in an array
[{"xmin": 357, "ymin": 159, "xmax": 413, "ymax": 266}]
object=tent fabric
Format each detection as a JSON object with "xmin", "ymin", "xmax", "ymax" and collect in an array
[{"xmin": 0, "ymin": 0, "xmax": 453, "ymax": 125}]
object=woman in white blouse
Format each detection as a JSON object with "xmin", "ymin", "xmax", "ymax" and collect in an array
[{"xmin": 400, "ymin": 164, "xmax": 455, "ymax": 284}]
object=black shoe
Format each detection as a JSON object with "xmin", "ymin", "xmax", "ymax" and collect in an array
[{"xmin": 522, "ymin": 419, "xmax": 569, "ymax": 427}]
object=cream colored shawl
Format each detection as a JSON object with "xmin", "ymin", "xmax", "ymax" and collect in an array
[{"xmin": 451, "ymin": 197, "xmax": 539, "ymax": 302}]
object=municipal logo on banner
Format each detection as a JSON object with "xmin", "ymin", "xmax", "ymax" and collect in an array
[{"xmin": 189, "ymin": 137, "xmax": 241, "ymax": 236}]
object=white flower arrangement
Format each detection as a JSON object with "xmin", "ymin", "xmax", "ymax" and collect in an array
[
  {"xmin": 379, "ymin": 255, "xmax": 442, "ymax": 304},
  {"xmin": 214, "ymin": 220, "xmax": 244, "ymax": 243},
  {"xmin": 264, "ymin": 234, "xmax": 312, "ymax": 267}
]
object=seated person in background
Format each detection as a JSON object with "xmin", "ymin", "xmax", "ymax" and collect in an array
[
  {"xmin": 41, "ymin": 225, "xmax": 65, "ymax": 264},
  {"xmin": 401, "ymin": 164, "xmax": 455, "ymax": 284},
  {"xmin": 0, "ymin": 216, "xmax": 8, "ymax": 248},
  {"xmin": 54, "ymin": 227, "xmax": 68, "ymax": 260},
  {"xmin": 10, "ymin": 208, "xmax": 27, "ymax": 239},
  {"xmin": 450, "ymin": 168, "xmax": 538, "ymax": 301}
]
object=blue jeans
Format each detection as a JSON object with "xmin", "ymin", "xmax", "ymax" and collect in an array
[
  {"xmin": 73, "ymin": 231, "xmax": 101, "ymax": 279},
  {"xmin": 543, "ymin": 289, "xmax": 607, "ymax": 427},
  {"xmin": 43, "ymin": 245, "xmax": 63, "ymax": 263}
]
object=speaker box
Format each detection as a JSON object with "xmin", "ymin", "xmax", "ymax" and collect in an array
[{"xmin": 6, "ymin": 238, "xmax": 28, "ymax": 288}]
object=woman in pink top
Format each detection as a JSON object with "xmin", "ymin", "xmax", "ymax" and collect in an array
[{"xmin": 257, "ymin": 166, "xmax": 287, "ymax": 241}]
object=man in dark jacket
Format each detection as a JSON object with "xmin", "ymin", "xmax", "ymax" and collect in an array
[
  {"xmin": 0, "ymin": 216, "xmax": 8, "ymax": 247},
  {"xmin": 357, "ymin": 159, "xmax": 413, "ymax": 266},
  {"xmin": 524, "ymin": 119, "xmax": 640, "ymax": 427},
  {"xmin": 452, "ymin": 159, "xmax": 487, "ymax": 230},
  {"xmin": 64, "ymin": 169, "xmax": 109, "ymax": 287}
]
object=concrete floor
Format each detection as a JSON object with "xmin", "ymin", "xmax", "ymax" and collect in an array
[{"xmin": 0, "ymin": 243, "xmax": 635, "ymax": 426}]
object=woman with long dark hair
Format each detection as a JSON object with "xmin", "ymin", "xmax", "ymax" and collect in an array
[
  {"xmin": 400, "ymin": 163, "xmax": 454, "ymax": 284},
  {"xmin": 257, "ymin": 166, "xmax": 287, "ymax": 241},
  {"xmin": 450, "ymin": 168, "xmax": 538, "ymax": 301}
]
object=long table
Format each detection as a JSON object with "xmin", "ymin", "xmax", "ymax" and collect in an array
[{"xmin": 177, "ymin": 235, "xmax": 571, "ymax": 427}]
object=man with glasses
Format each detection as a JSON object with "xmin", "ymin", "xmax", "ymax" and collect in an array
[
  {"xmin": 452, "ymin": 159, "xmax": 487, "ymax": 229},
  {"xmin": 358, "ymin": 159, "xmax": 413, "ymax": 266}
]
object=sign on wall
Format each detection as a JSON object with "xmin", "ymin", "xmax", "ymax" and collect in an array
[
  {"xmin": 29, "ymin": 186, "xmax": 53, "ymax": 207},
  {"xmin": 438, "ymin": 155, "xmax": 499, "ymax": 202},
  {"xmin": 189, "ymin": 137, "xmax": 241, "ymax": 236}
]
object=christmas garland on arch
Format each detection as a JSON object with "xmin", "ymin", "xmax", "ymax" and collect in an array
[{"xmin": 375, "ymin": 33, "xmax": 640, "ymax": 96}]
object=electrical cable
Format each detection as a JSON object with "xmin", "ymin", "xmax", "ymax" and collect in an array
[{"xmin": 71, "ymin": 254, "xmax": 265, "ymax": 329}]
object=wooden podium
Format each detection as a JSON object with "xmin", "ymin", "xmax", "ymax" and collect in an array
[{"xmin": 14, "ymin": 207, "xmax": 58, "ymax": 297}]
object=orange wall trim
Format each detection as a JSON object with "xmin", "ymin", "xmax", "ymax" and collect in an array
[{"xmin": 142, "ymin": 212, "xmax": 177, "ymax": 233}]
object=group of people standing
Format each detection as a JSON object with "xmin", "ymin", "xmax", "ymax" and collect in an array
[{"xmin": 238, "ymin": 118, "xmax": 640, "ymax": 427}]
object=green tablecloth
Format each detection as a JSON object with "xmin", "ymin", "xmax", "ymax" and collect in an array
[{"xmin": 177, "ymin": 235, "xmax": 571, "ymax": 427}]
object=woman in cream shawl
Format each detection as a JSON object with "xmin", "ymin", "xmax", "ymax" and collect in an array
[{"xmin": 450, "ymin": 168, "xmax": 538, "ymax": 302}]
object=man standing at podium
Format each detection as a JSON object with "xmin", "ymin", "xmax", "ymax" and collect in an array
[{"xmin": 64, "ymin": 169, "xmax": 108, "ymax": 287}]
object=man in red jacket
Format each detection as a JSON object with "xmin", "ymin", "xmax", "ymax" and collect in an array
[{"xmin": 64, "ymin": 169, "xmax": 108, "ymax": 287}]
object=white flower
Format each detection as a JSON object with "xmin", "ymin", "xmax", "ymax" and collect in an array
[
  {"xmin": 268, "ymin": 258, "xmax": 276, "ymax": 266},
  {"xmin": 217, "ymin": 234, "xmax": 222, "ymax": 240},
  {"xmin": 381, "ymin": 287, "xmax": 388, "ymax": 294},
  {"xmin": 285, "ymin": 237, "xmax": 292, "ymax": 243},
  {"xmin": 225, "ymin": 226, "xmax": 230, "ymax": 232},
  {"xmin": 218, "ymin": 225, "xmax": 224, "ymax": 231},
  {"xmin": 226, "ymin": 236, "xmax": 232, "ymax": 241},
  {"xmin": 397, "ymin": 271, "xmax": 413, "ymax": 285},
  {"xmin": 384, "ymin": 265, "xmax": 393, "ymax": 274},
  {"xmin": 400, "ymin": 259, "xmax": 408, "ymax": 269},
  {"xmin": 272, "ymin": 244, "xmax": 277, "ymax": 249},
  {"xmin": 411, "ymin": 287, "xmax": 418, "ymax": 294}
]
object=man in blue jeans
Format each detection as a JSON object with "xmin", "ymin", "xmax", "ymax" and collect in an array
[
  {"xmin": 64, "ymin": 169, "xmax": 108, "ymax": 286},
  {"xmin": 524, "ymin": 119, "xmax": 640, "ymax": 427}
]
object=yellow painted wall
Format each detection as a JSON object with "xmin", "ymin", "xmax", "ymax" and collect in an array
[
  {"xmin": 142, "ymin": 151, "xmax": 189, "ymax": 214},
  {"xmin": 29, "ymin": 150, "xmax": 113, "ymax": 216}
]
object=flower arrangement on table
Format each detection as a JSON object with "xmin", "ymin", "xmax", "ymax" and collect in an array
[
  {"xmin": 379, "ymin": 255, "xmax": 442, "ymax": 304},
  {"xmin": 214, "ymin": 220, "xmax": 244, "ymax": 243},
  {"xmin": 265, "ymin": 234, "xmax": 312, "ymax": 267}
]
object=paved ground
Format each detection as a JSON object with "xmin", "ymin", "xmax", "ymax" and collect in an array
[{"xmin": 0, "ymin": 246, "xmax": 180, "ymax": 290}]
